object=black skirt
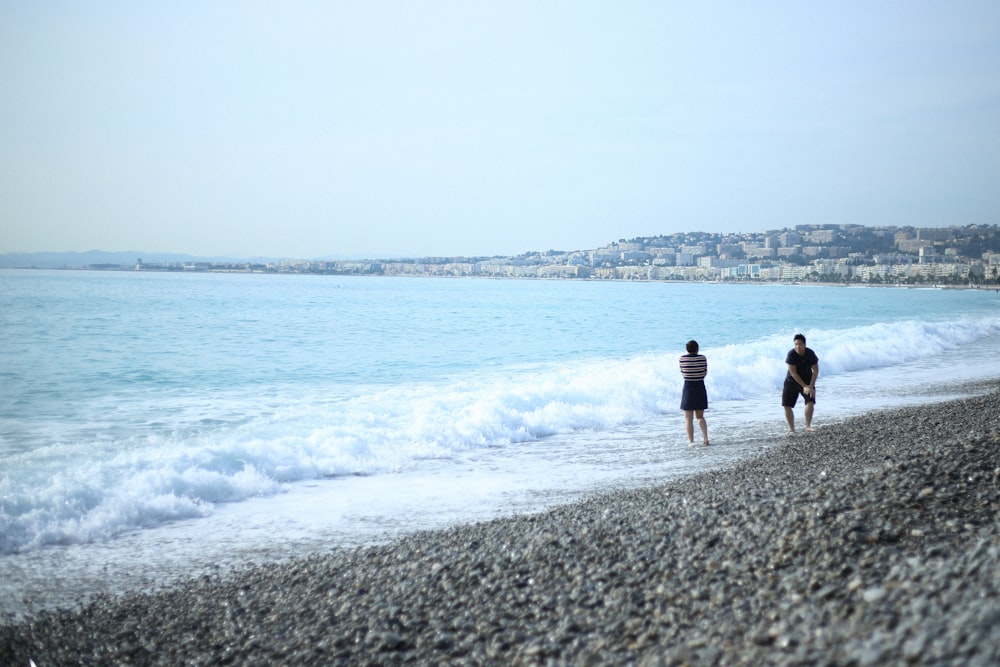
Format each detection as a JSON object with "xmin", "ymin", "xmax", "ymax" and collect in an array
[{"xmin": 680, "ymin": 379, "xmax": 708, "ymax": 411}]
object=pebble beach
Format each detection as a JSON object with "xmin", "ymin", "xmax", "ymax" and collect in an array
[{"xmin": 3, "ymin": 385, "xmax": 999, "ymax": 666}]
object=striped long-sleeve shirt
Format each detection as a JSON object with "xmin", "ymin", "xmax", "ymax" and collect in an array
[{"xmin": 679, "ymin": 353, "xmax": 707, "ymax": 380}]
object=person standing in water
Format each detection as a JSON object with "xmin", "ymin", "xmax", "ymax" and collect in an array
[
  {"xmin": 679, "ymin": 340, "xmax": 709, "ymax": 445},
  {"xmin": 782, "ymin": 333, "xmax": 819, "ymax": 433}
]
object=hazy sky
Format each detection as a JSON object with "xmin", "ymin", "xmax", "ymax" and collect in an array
[{"xmin": 2, "ymin": 2, "xmax": 999, "ymax": 259}]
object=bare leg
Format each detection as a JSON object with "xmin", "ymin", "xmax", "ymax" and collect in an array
[
  {"xmin": 695, "ymin": 409, "xmax": 709, "ymax": 445},
  {"xmin": 805, "ymin": 402, "xmax": 815, "ymax": 432},
  {"xmin": 684, "ymin": 411, "xmax": 695, "ymax": 443},
  {"xmin": 784, "ymin": 406, "xmax": 796, "ymax": 433}
]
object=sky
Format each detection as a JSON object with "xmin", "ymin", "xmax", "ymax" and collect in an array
[{"xmin": 2, "ymin": 1, "xmax": 999, "ymax": 259}]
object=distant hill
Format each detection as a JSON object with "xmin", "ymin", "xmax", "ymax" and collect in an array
[{"xmin": 0, "ymin": 251, "xmax": 256, "ymax": 269}]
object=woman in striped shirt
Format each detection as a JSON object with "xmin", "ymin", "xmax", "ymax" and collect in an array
[{"xmin": 679, "ymin": 340, "xmax": 709, "ymax": 446}]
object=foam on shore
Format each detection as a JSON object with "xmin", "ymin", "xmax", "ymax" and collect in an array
[{"xmin": 3, "ymin": 384, "xmax": 1000, "ymax": 665}]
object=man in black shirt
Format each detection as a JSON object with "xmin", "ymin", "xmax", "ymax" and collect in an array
[{"xmin": 782, "ymin": 333, "xmax": 819, "ymax": 433}]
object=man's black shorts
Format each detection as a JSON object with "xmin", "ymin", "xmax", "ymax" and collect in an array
[{"xmin": 782, "ymin": 380, "xmax": 816, "ymax": 408}]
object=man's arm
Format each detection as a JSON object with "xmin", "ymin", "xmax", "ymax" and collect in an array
[{"xmin": 808, "ymin": 363, "xmax": 819, "ymax": 392}]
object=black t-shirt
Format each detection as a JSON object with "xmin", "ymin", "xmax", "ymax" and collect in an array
[{"xmin": 785, "ymin": 347, "xmax": 818, "ymax": 384}]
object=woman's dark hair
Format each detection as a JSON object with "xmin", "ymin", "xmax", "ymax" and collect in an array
[{"xmin": 686, "ymin": 340, "xmax": 699, "ymax": 354}]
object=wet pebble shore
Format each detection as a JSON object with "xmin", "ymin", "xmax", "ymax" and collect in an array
[{"xmin": 3, "ymin": 386, "xmax": 1000, "ymax": 666}]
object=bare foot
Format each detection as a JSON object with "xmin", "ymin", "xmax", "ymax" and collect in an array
[{"xmin": 805, "ymin": 427, "xmax": 816, "ymax": 433}]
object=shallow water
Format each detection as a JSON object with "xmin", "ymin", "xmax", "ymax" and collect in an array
[{"xmin": 2, "ymin": 271, "xmax": 999, "ymax": 619}]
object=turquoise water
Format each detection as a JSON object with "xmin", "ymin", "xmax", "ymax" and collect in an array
[{"xmin": 3, "ymin": 270, "xmax": 1000, "ymax": 617}]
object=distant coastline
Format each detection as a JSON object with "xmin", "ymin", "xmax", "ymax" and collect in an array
[
  {"xmin": 3, "ymin": 221, "xmax": 999, "ymax": 286},
  {"xmin": 4, "ymin": 264, "xmax": 997, "ymax": 291}
]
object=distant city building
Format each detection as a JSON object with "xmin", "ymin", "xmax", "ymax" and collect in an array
[
  {"xmin": 778, "ymin": 232, "xmax": 802, "ymax": 247},
  {"xmin": 805, "ymin": 230, "xmax": 835, "ymax": 244},
  {"xmin": 916, "ymin": 228, "xmax": 952, "ymax": 242},
  {"xmin": 39, "ymin": 222, "xmax": 998, "ymax": 286}
]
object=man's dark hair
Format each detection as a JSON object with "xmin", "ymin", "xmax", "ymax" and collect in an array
[
  {"xmin": 794, "ymin": 333, "xmax": 806, "ymax": 344},
  {"xmin": 686, "ymin": 340, "xmax": 699, "ymax": 354}
]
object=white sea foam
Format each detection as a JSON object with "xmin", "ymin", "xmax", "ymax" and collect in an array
[{"xmin": 3, "ymin": 312, "xmax": 999, "ymax": 556}]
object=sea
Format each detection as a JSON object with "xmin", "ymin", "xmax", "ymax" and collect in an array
[{"xmin": 2, "ymin": 268, "xmax": 1000, "ymax": 620}]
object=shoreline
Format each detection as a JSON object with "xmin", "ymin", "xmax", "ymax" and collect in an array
[
  {"xmin": 3, "ymin": 386, "xmax": 1000, "ymax": 665},
  {"xmin": 7, "ymin": 267, "xmax": 1000, "ymax": 291}
]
